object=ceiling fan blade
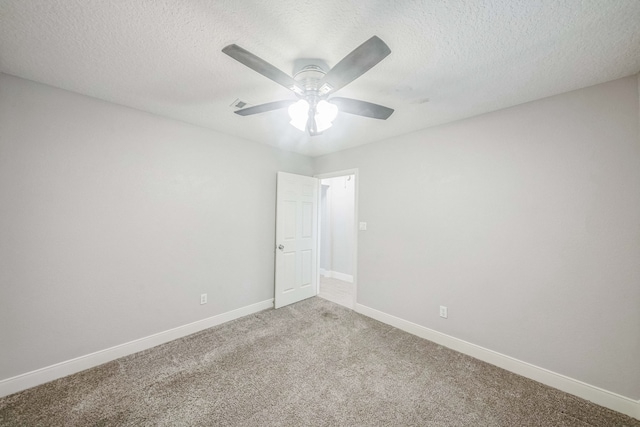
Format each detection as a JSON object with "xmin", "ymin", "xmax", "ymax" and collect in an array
[
  {"xmin": 234, "ymin": 100, "xmax": 295, "ymax": 116},
  {"xmin": 320, "ymin": 36, "xmax": 391, "ymax": 95},
  {"xmin": 330, "ymin": 97, "xmax": 394, "ymax": 120},
  {"xmin": 222, "ymin": 44, "xmax": 304, "ymax": 95}
]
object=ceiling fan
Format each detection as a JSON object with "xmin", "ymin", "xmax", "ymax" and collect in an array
[{"xmin": 222, "ymin": 36, "xmax": 394, "ymax": 136}]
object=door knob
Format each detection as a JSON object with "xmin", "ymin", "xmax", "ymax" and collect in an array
[{"xmin": 278, "ymin": 244, "xmax": 284, "ymax": 251}]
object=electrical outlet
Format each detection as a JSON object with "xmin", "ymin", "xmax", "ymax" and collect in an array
[
  {"xmin": 439, "ymin": 306, "xmax": 448, "ymax": 319},
  {"xmin": 200, "ymin": 293, "xmax": 207, "ymax": 305}
]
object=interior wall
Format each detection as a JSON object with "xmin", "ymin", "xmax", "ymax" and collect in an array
[
  {"xmin": 319, "ymin": 176, "xmax": 355, "ymax": 279},
  {"xmin": 313, "ymin": 75, "xmax": 640, "ymax": 400},
  {"xmin": 0, "ymin": 73, "xmax": 313, "ymax": 381},
  {"xmin": 320, "ymin": 184, "xmax": 331, "ymax": 272}
]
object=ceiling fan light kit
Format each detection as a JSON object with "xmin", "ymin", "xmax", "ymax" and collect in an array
[
  {"xmin": 288, "ymin": 99, "xmax": 338, "ymax": 133},
  {"xmin": 222, "ymin": 36, "xmax": 394, "ymax": 136},
  {"xmin": 288, "ymin": 99, "xmax": 310, "ymax": 132},
  {"xmin": 315, "ymin": 100, "xmax": 339, "ymax": 131}
]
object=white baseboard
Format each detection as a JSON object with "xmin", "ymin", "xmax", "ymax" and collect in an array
[
  {"xmin": 355, "ymin": 303, "xmax": 640, "ymax": 421},
  {"xmin": 320, "ymin": 269, "xmax": 353, "ymax": 283},
  {"xmin": 0, "ymin": 299, "xmax": 274, "ymax": 398},
  {"xmin": 332, "ymin": 271, "xmax": 354, "ymax": 283}
]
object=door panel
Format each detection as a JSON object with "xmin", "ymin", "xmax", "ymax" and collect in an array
[
  {"xmin": 301, "ymin": 250, "xmax": 312, "ymax": 285},
  {"xmin": 302, "ymin": 202, "xmax": 313, "ymax": 237},
  {"xmin": 275, "ymin": 172, "xmax": 318, "ymax": 308},
  {"xmin": 283, "ymin": 201, "xmax": 296, "ymax": 239}
]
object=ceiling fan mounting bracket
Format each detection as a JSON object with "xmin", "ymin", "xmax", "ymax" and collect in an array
[{"xmin": 292, "ymin": 59, "xmax": 329, "ymax": 77}]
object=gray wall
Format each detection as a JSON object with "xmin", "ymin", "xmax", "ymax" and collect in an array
[
  {"xmin": 0, "ymin": 73, "xmax": 313, "ymax": 381},
  {"xmin": 320, "ymin": 184, "xmax": 331, "ymax": 271},
  {"xmin": 314, "ymin": 75, "xmax": 640, "ymax": 399},
  {"xmin": 2, "ymin": 71, "xmax": 639, "ymax": 402}
]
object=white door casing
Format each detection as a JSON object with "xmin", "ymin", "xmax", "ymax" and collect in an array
[{"xmin": 274, "ymin": 172, "xmax": 318, "ymax": 309}]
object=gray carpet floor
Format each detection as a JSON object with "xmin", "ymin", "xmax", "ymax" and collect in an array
[{"xmin": 0, "ymin": 297, "xmax": 638, "ymax": 426}]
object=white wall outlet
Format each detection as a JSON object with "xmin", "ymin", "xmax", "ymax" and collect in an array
[
  {"xmin": 359, "ymin": 222, "xmax": 367, "ymax": 231},
  {"xmin": 439, "ymin": 305, "xmax": 448, "ymax": 318},
  {"xmin": 200, "ymin": 293, "xmax": 207, "ymax": 305}
]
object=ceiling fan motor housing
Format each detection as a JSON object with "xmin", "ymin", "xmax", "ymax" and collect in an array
[{"xmin": 293, "ymin": 60, "xmax": 333, "ymax": 102}]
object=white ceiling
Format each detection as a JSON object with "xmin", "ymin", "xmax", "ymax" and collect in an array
[{"xmin": 1, "ymin": 1, "xmax": 639, "ymax": 157}]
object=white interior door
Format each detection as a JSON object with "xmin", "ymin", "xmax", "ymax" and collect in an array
[{"xmin": 274, "ymin": 172, "xmax": 318, "ymax": 309}]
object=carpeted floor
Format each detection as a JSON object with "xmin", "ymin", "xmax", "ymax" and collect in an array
[{"xmin": 0, "ymin": 297, "xmax": 638, "ymax": 426}]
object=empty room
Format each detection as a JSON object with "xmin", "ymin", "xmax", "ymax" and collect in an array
[{"xmin": 1, "ymin": 1, "xmax": 639, "ymax": 425}]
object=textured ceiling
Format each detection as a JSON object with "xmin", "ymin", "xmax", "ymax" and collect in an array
[{"xmin": 1, "ymin": 1, "xmax": 639, "ymax": 157}]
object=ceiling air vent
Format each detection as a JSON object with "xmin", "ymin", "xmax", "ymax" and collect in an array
[{"xmin": 230, "ymin": 98, "xmax": 248, "ymax": 109}]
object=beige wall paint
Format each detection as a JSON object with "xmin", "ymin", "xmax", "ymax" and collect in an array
[
  {"xmin": 314, "ymin": 76, "xmax": 640, "ymax": 399},
  {"xmin": 0, "ymin": 73, "xmax": 313, "ymax": 381}
]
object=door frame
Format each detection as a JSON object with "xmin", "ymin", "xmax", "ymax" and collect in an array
[{"xmin": 314, "ymin": 168, "xmax": 359, "ymax": 309}]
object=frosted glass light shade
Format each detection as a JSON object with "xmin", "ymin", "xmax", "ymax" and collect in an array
[
  {"xmin": 288, "ymin": 99, "xmax": 309, "ymax": 132},
  {"xmin": 315, "ymin": 100, "xmax": 338, "ymax": 132},
  {"xmin": 316, "ymin": 100, "xmax": 338, "ymax": 121},
  {"xmin": 288, "ymin": 99, "xmax": 339, "ymax": 133}
]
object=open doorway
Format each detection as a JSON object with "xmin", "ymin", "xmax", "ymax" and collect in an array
[{"xmin": 316, "ymin": 170, "xmax": 357, "ymax": 309}]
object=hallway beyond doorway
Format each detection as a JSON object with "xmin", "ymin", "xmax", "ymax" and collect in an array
[{"xmin": 318, "ymin": 276, "xmax": 354, "ymax": 308}]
